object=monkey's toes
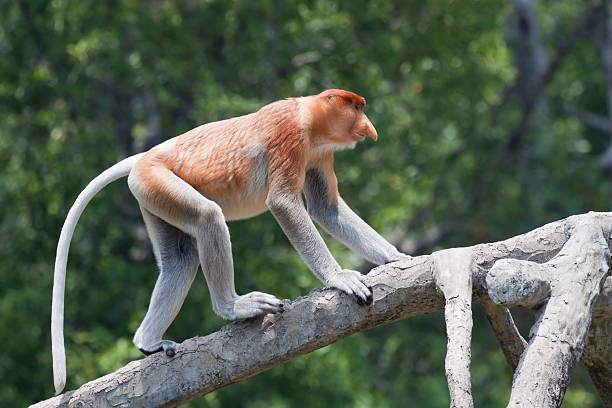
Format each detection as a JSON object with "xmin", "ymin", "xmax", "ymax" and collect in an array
[
  {"xmin": 139, "ymin": 340, "xmax": 178, "ymax": 357},
  {"xmin": 163, "ymin": 342, "xmax": 176, "ymax": 357},
  {"xmin": 233, "ymin": 291, "xmax": 283, "ymax": 318}
]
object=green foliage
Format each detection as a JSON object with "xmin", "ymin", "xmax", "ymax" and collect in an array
[{"xmin": 0, "ymin": 0, "xmax": 606, "ymax": 406}]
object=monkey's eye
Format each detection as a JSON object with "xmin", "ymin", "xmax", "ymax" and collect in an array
[
  {"xmin": 327, "ymin": 95, "xmax": 335, "ymax": 100},
  {"xmin": 355, "ymin": 105, "xmax": 360, "ymax": 111}
]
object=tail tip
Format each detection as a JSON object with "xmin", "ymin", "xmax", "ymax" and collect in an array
[{"xmin": 54, "ymin": 378, "xmax": 66, "ymax": 395}]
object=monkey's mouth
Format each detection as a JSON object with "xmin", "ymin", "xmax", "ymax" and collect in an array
[{"xmin": 352, "ymin": 132, "xmax": 367, "ymax": 141}]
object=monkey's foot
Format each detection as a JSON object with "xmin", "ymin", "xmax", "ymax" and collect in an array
[
  {"xmin": 394, "ymin": 253, "xmax": 412, "ymax": 262},
  {"xmin": 217, "ymin": 291, "xmax": 284, "ymax": 320},
  {"xmin": 327, "ymin": 269, "xmax": 373, "ymax": 306},
  {"xmin": 138, "ymin": 340, "xmax": 178, "ymax": 357}
]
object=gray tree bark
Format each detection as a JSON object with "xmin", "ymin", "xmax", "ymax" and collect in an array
[
  {"xmin": 32, "ymin": 212, "xmax": 612, "ymax": 408},
  {"xmin": 487, "ymin": 216, "xmax": 610, "ymax": 407},
  {"xmin": 432, "ymin": 248, "xmax": 475, "ymax": 408}
]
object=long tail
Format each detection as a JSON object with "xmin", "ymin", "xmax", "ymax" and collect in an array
[{"xmin": 52, "ymin": 153, "xmax": 145, "ymax": 395}]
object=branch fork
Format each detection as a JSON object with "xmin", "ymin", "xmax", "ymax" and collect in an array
[{"xmin": 487, "ymin": 214, "xmax": 611, "ymax": 407}]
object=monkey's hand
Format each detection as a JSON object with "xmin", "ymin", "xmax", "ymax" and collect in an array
[{"xmin": 326, "ymin": 269, "xmax": 373, "ymax": 306}]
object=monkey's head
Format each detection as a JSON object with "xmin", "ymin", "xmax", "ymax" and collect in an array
[{"xmin": 310, "ymin": 89, "xmax": 378, "ymax": 150}]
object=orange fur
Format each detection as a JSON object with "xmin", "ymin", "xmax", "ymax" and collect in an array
[
  {"xmin": 135, "ymin": 89, "xmax": 376, "ymax": 218},
  {"xmin": 131, "ymin": 149, "xmax": 200, "ymax": 220}
]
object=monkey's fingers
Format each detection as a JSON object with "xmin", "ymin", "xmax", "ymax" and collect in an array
[
  {"xmin": 346, "ymin": 272, "xmax": 372, "ymax": 304},
  {"xmin": 330, "ymin": 270, "xmax": 372, "ymax": 306},
  {"xmin": 350, "ymin": 279, "xmax": 373, "ymax": 305},
  {"xmin": 356, "ymin": 275, "xmax": 374, "ymax": 305},
  {"xmin": 352, "ymin": 289, "xmax": 373, "ymax": 305}
]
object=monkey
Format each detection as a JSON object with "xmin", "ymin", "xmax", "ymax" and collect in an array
[{"xmin": 51, "ymin": 89, "xmax": 408, "ymax": 394}]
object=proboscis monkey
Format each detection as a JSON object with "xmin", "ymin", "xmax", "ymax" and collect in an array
[{"xmin": 51, "ymin": 89, "xmax": 408, "ymax": 394}]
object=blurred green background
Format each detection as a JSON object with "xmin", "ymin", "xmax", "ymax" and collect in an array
[{"xmin": 1, "ymin": 0, "xmax": 609, "ymax": 406}]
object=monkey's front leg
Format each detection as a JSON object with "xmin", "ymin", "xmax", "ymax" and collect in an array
[
  {"xmin": 267, "ymin": 193, "xmax": 373, "ymax": 305},
  {"xmin": 310, "ymin": 196, "xmax": 409, "ymax": 265},
  {"xmin": 303, "ymin": 169, "xmax": 408, "ymax": 265}
]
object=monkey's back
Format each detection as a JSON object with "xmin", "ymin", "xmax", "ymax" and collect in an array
[{"xmin": 165, "ymin": 98, "xmax": 302, "ymax": 220}]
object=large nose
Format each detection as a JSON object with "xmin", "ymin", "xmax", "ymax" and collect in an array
[{"xmin": 364, "ymin": 117, "xmax": 378, "ymax": 141}]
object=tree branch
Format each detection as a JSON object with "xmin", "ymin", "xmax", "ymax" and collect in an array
[
  {"xmin": 487, "ymin": 214, "xmax": 611, "ymax": 407},
  {"xmin": 502, "ymin": 0, "xmax": 603, "ymax": 152},
  {"xmin": 582, "ymin": 275, "xmax": 612, "ymax": 408},
  {"xmin": 33, "ymin": 212, "xmax": 612, "ymax": 408},
  {"xmin": 590, "ymin": 0, "xmax": 612, "ymax": 178},
  {"xmin": 432, "ymin": 248, "xmax": 475, "ymax": 408},
  {"xmin": 564, "ymin": 105, "xmax": 612, "ymax": 134},
  {"xmin": 482, "ymin": 301, "xmax": 527, "ymax": 372}
]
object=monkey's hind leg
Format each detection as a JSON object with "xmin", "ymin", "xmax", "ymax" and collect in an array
[
  {"xmin": 190, "ymin": 199, "xmax": 284, "ymax": 320},
  {"xmin": 133, "ymin": 208, "xmax": 199, "ymax": 357},
  {"xmin": 128, "ymin": 156, "xmax": 282, "ymax": 325}
]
